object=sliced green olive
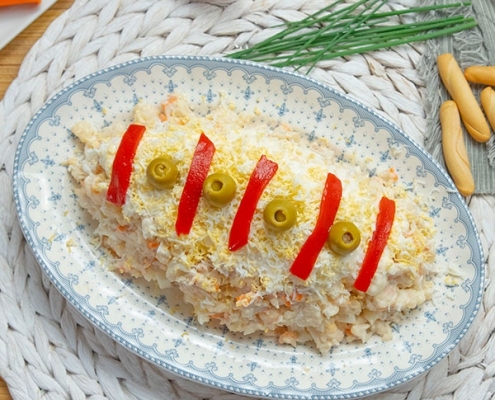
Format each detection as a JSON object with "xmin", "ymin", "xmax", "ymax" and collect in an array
[
  {"xmin": 263, "ymin": 199, "xmax": 297, "ymax": 232},
  {"xmin": 146, "ymin": 157, "xmax": 179, "ymax": 189},
  {"xmin": 203, "ymin": 173, "xmax": 237, "ymax": 207},
  {"xmin": 327, "ymin": 221, "xmax": 361, "ymax": 256}
]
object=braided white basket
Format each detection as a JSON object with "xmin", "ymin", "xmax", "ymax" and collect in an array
[{"xmin": 1, "ymin": 1, "xmax": 494, "ymax": 399}]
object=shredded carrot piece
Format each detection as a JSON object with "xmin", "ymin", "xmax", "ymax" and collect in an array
[
  {"xmin": 235, "ymin": 293, "xmax": 254, "ymax": 307},
  {"xmin": 147, "ymin": 240, "xmax": 160, "ymax": 249},
  {"xmin": 116, "ymin": 225, "xmax": 129, "ymax": 231},
  {"xmin": 285, "ymin": 291, "xmax": 303, "ymax": 307},
  {"xmin": 159, "ymin": 96, "xmax": 178, "ymax": 122},
  {"xmin": 236, "ymin": 293, "xmax": 248, "ymax": 302},
  {"xmin": 389, "ymin": 167, "xmax": 398, "ymax": 181},
  {"xmin": 161, "ymin": 95, "xmax": 177, "ymax": 111},
  {"xmin": 0, "ymin": 0, "xmax": 40, "ymax": 6}
]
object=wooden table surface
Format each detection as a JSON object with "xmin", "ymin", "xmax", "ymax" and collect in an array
[{"xmin": 0, "ymin": 1, "xmax": 74, "ymax": 397}]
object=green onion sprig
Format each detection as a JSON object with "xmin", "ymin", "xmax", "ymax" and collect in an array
[{"xmin": 227, "ymin": 1, "xmax": 476, "ymax": 72}]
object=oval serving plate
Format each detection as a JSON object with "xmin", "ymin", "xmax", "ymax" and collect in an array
[{"xmin": 13, "ymin": 56, "xmax": 484, "ymax": 399}]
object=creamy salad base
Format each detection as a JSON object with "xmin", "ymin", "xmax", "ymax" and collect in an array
[{"xmin": 66, "ymin": 94, "xmax": 437, "ymax": 353}]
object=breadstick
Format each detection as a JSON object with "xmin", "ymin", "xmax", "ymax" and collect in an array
[
  {"xmin": 440, "ymin": 100, "xmax": 475, "ymax": 197},
  {"xmin": 481, "ymin": 87, "xmax": 495, "ymax": 132},
  {"xmin": 437, "ymin": 53, "xmax": 490, "ymax": 143},
  {"xmin": 464, "ymin": 66, "xmax": 495, "ymax": 86}
]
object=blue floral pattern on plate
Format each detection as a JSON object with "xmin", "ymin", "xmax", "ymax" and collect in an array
[{"xmin": 13, "ymin": 56, "xmax": 484, "ymax": 399}]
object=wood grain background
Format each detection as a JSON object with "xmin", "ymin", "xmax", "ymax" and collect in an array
[{"xmin": 0, "ymin": 1, "xmax": 74, "ymax": 397}]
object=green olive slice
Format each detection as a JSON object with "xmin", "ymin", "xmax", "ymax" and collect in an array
[
  {"xmin": 203, "ymin": 173, "xmax": 237, "ymax": 207},
  {"xmin": 146, "ymin": 157, "xmax": 179, "ymax": 189},
  {"xmin": 263, "ymin": 199, "xmax": 297, "ymax": 232},
  {"xmin": 327, "ymin": 221, "xmax": 361, "ymax": 255}
]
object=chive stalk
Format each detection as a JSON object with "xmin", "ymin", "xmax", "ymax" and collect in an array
[
  {"xmin": 252, "ymin": 16, "xmax": 470, "ymax": 61},
  {"xmin": 227, "ymin": 1, "xmax": 476, "ymax": 71}
]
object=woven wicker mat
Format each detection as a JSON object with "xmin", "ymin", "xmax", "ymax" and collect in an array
[{"xmin": 1, "ymin": 0, "xmax": 494, "ymax": 399}]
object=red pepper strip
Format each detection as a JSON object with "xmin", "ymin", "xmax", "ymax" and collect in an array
[
  {"xmin": 229, "ymin": 155, "xmax": 278, "ymax": 251},
  {"xmin": 106, "ymin": 124, "xmax": 146, "ymax": 206},
  {"xmin": 354, "ymin": 196, "xmax": 396, "ymax": 293},
  {"xmin": 175, "ymin": 133, "xmax": 216, "ymax": 236},
  {"xmin": 289, "ymin": 173, "xmax": 342, "ymax": 280}
]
